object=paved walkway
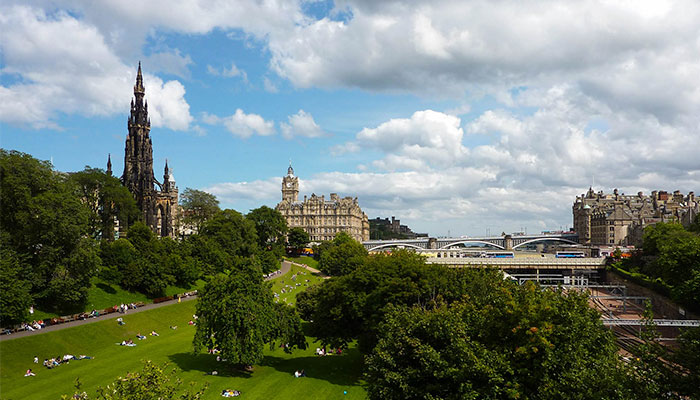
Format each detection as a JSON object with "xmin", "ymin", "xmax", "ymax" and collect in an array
[
  {"xmin": 0, "ymin": 295, "xmax": 198, "ymax": 342},
  {"xmin": 1, "ymin": 264, "xmax": 294, "ymax": 342},
  {"xmin": 288, "ymin": 260, "xmax": 328, "ymax": 278}
]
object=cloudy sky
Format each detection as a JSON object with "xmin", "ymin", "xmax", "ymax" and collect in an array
[{"xmin": 2, "ymin": 0, "xmax": 699, "ymax": 237}]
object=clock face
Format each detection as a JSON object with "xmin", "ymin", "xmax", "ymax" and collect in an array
[{"xmin": 286, "ymin": 182, "xmax": 292, "ymax": 188}]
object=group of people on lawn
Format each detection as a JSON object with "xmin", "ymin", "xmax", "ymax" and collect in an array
[
  {"xmin": 25, "ymin": 354, "xmax": 93, "ymax": 376},
  {"xmin": 119, "ymin": 330, "xmax": 159, "ymax": 346},
  {"xmin": 315, "ymin": 347, "xmax": 342, "ymax": 356},
  {"xmin": 21, "ymin": 320, "xmax": 45, "ymax": 331}
]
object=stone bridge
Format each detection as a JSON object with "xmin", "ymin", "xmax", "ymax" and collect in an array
[{"xmin": 363, "ymin": 233, "xmax": 579, "ymax": 252}]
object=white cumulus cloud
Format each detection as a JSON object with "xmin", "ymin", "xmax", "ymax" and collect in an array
[
  {"xmin": 0, "ymin": 4, "xmax": 193, "ymax": 130},
  {"xmin": 202, "ymin": 109, "xmax": 275, "ymax": 138},
  {"xmin": 280, "ymin": 110, "xmax": 326, "ymax": 139}
]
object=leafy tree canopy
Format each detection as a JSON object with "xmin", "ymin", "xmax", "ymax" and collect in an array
[
  {"xmin": 246, "ymin": 206, "xmax": 287, "ymax": 273},
  {"xmin": 193, "ymin": 259, "xmax": 305, "ymax": 366},
  {"xmin": 287, "ymin": 227, "xmax": 310, "ymax": 250},
  {"xmin": 63, "ymin": 361, "xmax": 207, "ymax": 400},
  {"xmin": 200, "ymin": 210, "xmax": 258, "ymax": 260},
  {"xmin": 318, "ymin": 232, "xmax": 368, "ymax": 276},
  {"xmin": 639, "ymin": 222, "xmax": 700, "ymax": 310},
  {"xmin": 0, "ymin": 150, "xmax": 96, "ymax": 312},
  {"xmin": 180, "ymin": 188, "xmax": 220, "ymax": 232},
  {"xmin": 68, "ymin": 167, "xmax": 138, "ymax": 240},
  {"xmin": 365, "ymin": 288, "xmax": 633, "ymax": 400},
  {"xmin": 0, "ymin": 244, "xmax": 32, "ymax": 325},
  {"xmin": 307, "ymin": 250, "xmax": 506, "ymax": 350},
  {"xmin": 246, "ymin": 206, "xmax": 288, "ymax": 250}
]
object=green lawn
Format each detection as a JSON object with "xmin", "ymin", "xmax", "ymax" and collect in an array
[
  {"xmin": 30, "ymin": 278, "xmax": 207, "ymax": 321},
  {"xmin": 285, "ymin": 256, "xmax": 320, "ymax": 270},
  {"xmin": 271, "ymin": 265, "xmax": 325, "ymax": 305},
  {"xmin": 0, "ymin": 300, "xmax": 366, "ymax": 400}
]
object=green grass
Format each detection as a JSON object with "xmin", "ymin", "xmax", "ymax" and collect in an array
[
  {"xmin": 285, "ymin": 256, "xmax": 320, "ymax": 270},
  {"xmin": 30, "ymin": 278, "xmax": 207, "ymax": 321},
  {"xmin": 0, "ymin": 300, "xmax": 366, "ymax": 400},
  {"xmin": 271, "ymin": 265, "xmax": 325, "ymax": 305}
]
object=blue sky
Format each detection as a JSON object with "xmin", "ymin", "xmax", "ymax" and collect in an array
[{"xmin": 2, "ymin": 0, "xmax": 699, "ymax": 236}]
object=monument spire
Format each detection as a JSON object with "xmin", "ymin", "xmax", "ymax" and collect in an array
[
  {"xmin": 106, "ymin": 153, "xmax": 112, "ymax": 176},
  {"xmin": 134, "ymin": 61, "xmax": 145, "ymax": 96}
]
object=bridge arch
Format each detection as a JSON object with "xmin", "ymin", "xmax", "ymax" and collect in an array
[
  {"xmin": 367, "ymin": 243, "xmax": 424, "ymax": 252},
  {"xmin": 512, "ymin": 237, "xmax": 579, "ymax": 249},
  {"xmin": 439, "ymin": 240, "xmax": 505, "ymax": 250}
]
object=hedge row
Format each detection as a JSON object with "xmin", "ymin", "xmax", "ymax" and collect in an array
[{"xmin": 607, "ymin": 262, "xmax": 673, "ymax": 298}]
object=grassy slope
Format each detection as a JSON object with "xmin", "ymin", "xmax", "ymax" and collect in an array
[
  {"xmin": 30, "ymin": 278, "xmax": 207, "ymax": 320},
  {"xmin": 285, "ymin": 257, "xmax": 320, "ymax": 269},
  {"xmin": 271, "ymin": 265, "xmax": 325, "ymax": 305},
  {"xmin": 0, "ymin": 300, "xmax": 366, "ymax": 400}
]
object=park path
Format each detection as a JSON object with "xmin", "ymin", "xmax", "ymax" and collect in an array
[
  {"xmin": 1, "ymin": 264, "xmax": 294, "ymax": 342},
  {"xmin": 286, "ymin": 259, "xmax": 325, "ymax": 276}
]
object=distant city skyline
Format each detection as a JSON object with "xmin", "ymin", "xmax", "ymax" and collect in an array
[{"xmin": 2, "ymin": 1, "xmax": 699, "ymax": 236}]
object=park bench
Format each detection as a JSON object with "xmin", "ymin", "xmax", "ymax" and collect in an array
[{"xmin": 152, "ymin": 296, "xmax": 172, "ymax": 304}]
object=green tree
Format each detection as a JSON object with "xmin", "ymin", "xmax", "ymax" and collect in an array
[
  {"xmin": 42, "ymin": 238, "xmax": 101, "ymax": 311},
  {"xmin": 674, "ymin": 326, "xmax": 700, "ymax": 398},
  {"xmin": 99, "ymin": 238, "xmax": 138, "ymax": 283},
  {"xmin": 295, "ymin": 284, "xmax": 319, "ymax": 321},
  {"xmin": 318, "ymin": 232, "xmax": 368, "ymax": 276},
  {"xmin": 180, "ymin": 188, "xmax": 220, "ymax": 232},
  {"xmin": 246, "ymin": 206, "xmax": 288, "ymax": 273},
  {"xmin": 69, "ymin": 167, "xmax": 138, "ymax": 240},
  {"xmin": 197, "ymin": 209, "xmax": 259, "ymax": 272},
  {"xmin": 0, "ymin": 245, "xmax": 33, "ymax": 326},
  {"xmin": 186, "ymin": 234, "xmax": 231, "ymax": 275},
  {"xmin": 1, "ymin": 150, "xmax": 95, "ymax": 312},
  {"xmin": 640, "ymin": 222, "xmax": 700, "ymax": 311},
  {"xmin": 193, "ymin": 260, "xmax": 305, "ymax": 366},
  {"xmin": 688, "ymin": 214, "xmax": 700, "ymax": 234},
  {"xmin": 63, "ymin": 361, "xmax": 207, "ymax": 400},
  {"xmin": 246, "ymin": 206, "xmax": 288, "ymax": 252},
  {"xmin": 308, "ymin": 250, "xmax": 507, "ymax": 351},
  {"xmin": 116, "ymin": 222, "xmax": 174, "ymax": 297},
  {"xmin": 287, "ymin": 227, "xmax": 310, "ymax": 250},
  {"xmin": 366, "ymin": 285, "xmax": 634, "ymax": 400}
]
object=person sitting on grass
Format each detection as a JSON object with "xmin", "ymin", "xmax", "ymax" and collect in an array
[
  {"xmin": 77, "ymin": 355, "xmax": 93, "ymax": 360},
  {"xmin": 116, "ymin": 317, "xmax": 125, "ymax": 325},
  {"xmin": 136, "ymin": 333, "xmax": 147, "ymax": 340},
  {"xmin": 25, "ymin": 369, "xmax": 35, "ymax": 377},
  {"xmin": 170, "ymin": 325, "xmax": 177, "ymax": 330},
  {"xmin": 150, "ymin": 330, "xmax": 159, "ymax": 336}
]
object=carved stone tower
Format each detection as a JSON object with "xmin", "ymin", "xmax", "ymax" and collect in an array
[
  {"xmin": 117, "ymin": 63, "xmax": 178, "ymax": 238},
  {"xmin": 122, "ymin": 62, "xmax": 156, "ymax": 229},
  {"xmin": 282, "ymin": 162, "xmax": 299, "ymax": 203}
]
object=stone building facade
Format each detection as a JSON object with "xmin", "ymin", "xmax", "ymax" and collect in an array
[
  {"xmin": 110, "ymin": 63, "xmax": 178, "ymax": 238},
  {"xmin": 369, "ymin": 216, "xmax": 427, "ymax": 239},
  {"xmin": 275, "ymin": 164, "xmax": 370, "ymax": 242},
  {"xmin": 573, "ymin": 187, "xmax": 698, "ymax": 246}
]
